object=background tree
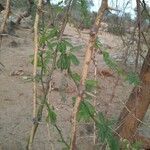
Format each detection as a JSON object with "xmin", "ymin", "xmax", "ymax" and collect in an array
[{"xmin": 117, "ymin": 0, "xmax": 150, "ymax": 148}]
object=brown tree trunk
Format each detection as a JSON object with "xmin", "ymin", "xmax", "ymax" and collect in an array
[{"xmin": 117, "ymin": 49, "xmax": 150, "ymax": 148}]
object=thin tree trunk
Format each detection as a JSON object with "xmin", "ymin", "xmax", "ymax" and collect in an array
[
  {"xmin": 0, "ymin": 0, "xmax": 11, "ymax": 33},
  {"xmin": 117, "ymin": 49, "xmax": 150, "ymax": 148},
  {"xmin": 27, "ymin": 0, "xmax": 42, "ymax": 150},
  {"xmin": 70, "ymin": 1, "xmax": 108, "ymax": 149},
  {"xmin": 0, "ymin": 3, "xmax": 4, "ymax": 12}
]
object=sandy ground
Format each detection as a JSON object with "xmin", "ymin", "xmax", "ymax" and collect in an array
[{"xmin": 0, "ymin": 24, "xmax": 149, "ymax": 150}]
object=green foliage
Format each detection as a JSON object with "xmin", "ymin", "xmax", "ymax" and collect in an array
[
  {"xmin": 45, "ymin": 101, "xmax": 57, "ymax": 125},
  {"xmin": 85, "ymin": 79, "xmax": 97, "ymax": 92},
  {"xmin": 121, "ymin": 139, "xmax": 142, "ymax": 150},
  {"xmin": 80, "ymin": 0, "xmax": 91, "ymax": 27},
  {"xmin": 57, "ymin": 39, "xmax": 80, "ymax": 71},
  {"xmin": 102, "ymin": 51, "xmax": 140, "ymax": 85},
  {"xmin": 126, "ymin": 72, "xmax": 140, "ymax": 86},
  {"xmin": 57, "ymin": 53, "xmax": 71, "ymax": 70},
  {"xmin": 31, "ymin": 27, "xmax": 78, "ymax": 73},
  {"xmin": 69, "ymin": 53, "xmax": 80, "ymax": 65},
  {"xmin": 95, "ymin": 37, "xmax": 103, "ymax": 50},
  {"xmin": 103, "ymin": 51, "xmax": 123, "ymax": 75},
  {"xmin": 96, "ymin": 113, "xmax": 120, "ymax": 150},
  {"xmin": 70, "ymin": 45, "xmax": 83, "ymax": 52},
  {"xmin": 57, "ymin": 40, "xmax": 67, "ymax": 53},
  {"xmin": 57, "ymin": 53, "xmax": 80, "ymax": 71},
  {"xmin": 40, "ymin": 27, "xmax": 59, "ymax": 44},
  {"xmin": 77, "ymin": 100, "xmax": 96, "ymax": 122},
  {"xmin": 30, "ymin": 27, "xmax": 60, "ymax": 72},
  {"xmin": 131, "ymin": 141, "xmax": 142, "ymax": 150},
  {"xmin": 70, "ymin": 72, "xmax": 81, "ymax": 85},
  {"xmin": 69, "ymin": 0, "xmax": 93, "ymax": 29}
]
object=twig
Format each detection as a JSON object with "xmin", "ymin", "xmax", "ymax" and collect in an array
[{"xmin": 45, "ymin": 101, "xmax": 70, "ymax": 148}]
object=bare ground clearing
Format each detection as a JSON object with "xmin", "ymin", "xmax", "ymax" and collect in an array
[{"xmin": 0, "ymin": 25, "xmax": 149, "ymax": 150}]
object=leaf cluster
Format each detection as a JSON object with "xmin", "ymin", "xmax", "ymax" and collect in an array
[{"xmin": 102, "ymin": 51, "xmax": 140, "ymax": 86}]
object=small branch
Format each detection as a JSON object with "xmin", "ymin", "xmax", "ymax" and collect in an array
[
  {"xmin": 45, "ymin": 101, "xmax": 69, "ymax": 148},
  {"xmin": 70, "ymin": 0, "xmax": 108, "ymax": 149}
]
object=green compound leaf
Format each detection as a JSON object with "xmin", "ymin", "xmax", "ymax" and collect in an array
[
  {"xmin": 45, "ymin": 101, "xmax": 57, "ymax": 125},
  {"xmin": 107, "ymin": 135, "xmax": 120, "ymax": 150},
  {"xmin": 47, "ymin": 27, "xmax": 59, "ymax": 39},
  {"xmin": 57, "ymin": 40, "xmax": 67, "ymax": 53},
  {"xmin": 70, "ymin": 45, "xmax": 82, "ymax": 52},
  {"xmin": 95, "ymin": 37, "xmax": 102, "ymax": 49},
  {"xmin": 103, "ymin": 51, "xmax": 122, "ymax": 74},
  {"xmin": 71, "ymin": 72, "xmax": 81, "ymax": 83},
  {"xmin": 126, "ymin": 72, "xmax": 140, "ymax": 86},
  {"xmin": 96, "ymin": 113, "xmax": 111, "ymax": 143},
  {"xmin": 102, "ymin": 51, "xmax": 140, "ymax": 85},
  {"xmin": 63, "ymin": 39, "xmax": 73, "ymax": 48},
  {"xmin": 69, "ymin": 53, "xmax": 80, "ymax": 66},
  {"xmin": 85, "ymin": 79, "xmax": 97, "ymax": 92},
  {"xmin": 77, "ymin": 100, "xmax": 95, "ymax": 122},
  {"xmin": 96, "ymin": 112, "xmax": 120, "ymax": 150},
  {"xmin": 57, "ymin": 54, "xmax": 71, "ymax": 70}
]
